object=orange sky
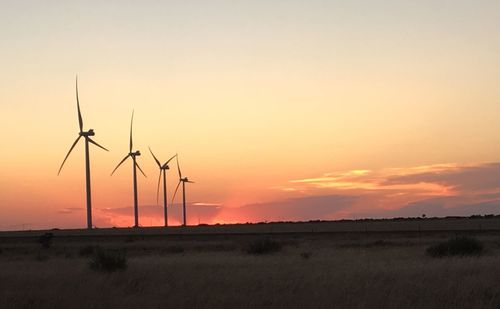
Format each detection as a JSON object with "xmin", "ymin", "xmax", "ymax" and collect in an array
[{"xmin": 1, "ymin": 1, "xmax": 500, "ymax": 230}]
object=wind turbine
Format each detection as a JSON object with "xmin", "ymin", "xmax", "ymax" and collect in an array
[
  {"xmin": 172, "ymin": 156, "xmax": 194, "ymax": 226},
  {"xmin": 111, "ymin": 111, "xmax": 146, "ymax": 228},
  {"xmin": 58, "ymin": 77, "xmax": 108, "ymax": 230},
  {"xmin": 149, "ymin": 147, "xmax": 176, "ymax": 227}
]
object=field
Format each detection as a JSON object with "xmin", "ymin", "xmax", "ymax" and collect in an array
[{"xmin": 1, "ymin": 218, "xmax": 500, "ymax": 308}]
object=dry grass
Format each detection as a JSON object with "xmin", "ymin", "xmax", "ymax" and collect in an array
[{"xmin": 1, "ymin": 232, "xmax": 500, "ymax": 308}]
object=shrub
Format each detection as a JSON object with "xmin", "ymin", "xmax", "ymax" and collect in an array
[
  {"xmin": 245, "ymin": 238, "xmax": 282, "ymax": 255},
  {"xmin": 89, "ymin": 248, "xmax": 127, "ymax": 272},
  {"xmin": 79, "ymin": 245, "xmax": 99, "ymax": 257},
  {"xmin": 300, "ymin": 251, "xmax": 312, "ymax": 260},
  {"xmin": 427, "ymin": 236, "xmax": 483, "ymax": 258},
  {"xmin": 38, "ymin": 233, "xmax": 53, "ymax": 249}
]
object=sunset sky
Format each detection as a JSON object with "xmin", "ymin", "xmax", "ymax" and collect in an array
[{"xmin": 1, "ymin": 1, "xmax": 500, "ymax": 230}]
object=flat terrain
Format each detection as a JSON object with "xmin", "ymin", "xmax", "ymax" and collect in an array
[{"xmin": 1, "ymin": 218, "xmax": 500, "ymax": 308}]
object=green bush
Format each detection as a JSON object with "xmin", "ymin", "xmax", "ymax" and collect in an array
[
  {"xmin": 427, "ymin": 236, "xmax": 483, "ymax": 258},
  {"xmin": 245, "ymin": 238, "xmax": 282, "ymax": 255},
  {"xmin": 89, "ymin": 248, "xmax": 127, "ymax": 272}
]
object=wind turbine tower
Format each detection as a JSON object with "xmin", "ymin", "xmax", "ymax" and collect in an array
[
  {"xmin": 149, "ymin": 148, "xmax": 176, "ymax": 227},
  {"xmin": 172, "ymin": 155, "xmax": 194, "ymax": 226},
  {"xmin": 111, "ymin": 111, "xmax": 146, "ymax": 227},
  {"xmin": 58, "ymin": 77, "xmax": 108, "ymax": 229}
]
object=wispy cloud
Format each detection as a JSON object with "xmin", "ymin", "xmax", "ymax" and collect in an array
[
  {"xmin": 57, "ymin": 207, "xmax": 84, "ymax": 215},
  {"xmin": 192, "ymin": 202, "xmax": 222, "ymax": 207}
]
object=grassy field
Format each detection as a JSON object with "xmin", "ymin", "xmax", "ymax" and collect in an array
[{"xmin": 1, "ymin": 220, "xmax": 500, "ymax": 308}]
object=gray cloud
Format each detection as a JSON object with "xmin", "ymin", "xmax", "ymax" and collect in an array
[
  {"xmin": 383, "ymin": 162, "xmax": 500, "ymax": 192},
  {"xmin": 222, "ymin": 195, "xmax": 360, "ymax": 222}
]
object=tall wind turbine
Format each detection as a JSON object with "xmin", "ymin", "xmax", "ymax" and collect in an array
[
  {"xmin": 172, "ymin": 156, "xmax": 194, "ymax": 226},
  {"xmin": 149, "ymin": 148, "xmax": 177, "ymax": 227},
  {"xmin": 58, "ymin": 77, "xmax": 108, "ymax": 230},
  {"xmin": 111, "ymin": 111, "xmax": 146, "ymax": 228}
]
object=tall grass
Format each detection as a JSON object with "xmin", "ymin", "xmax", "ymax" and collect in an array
[
  {"xmin": 0, "ymin": 233, "xmax": 499, "ymax": 308},
  {"xmin": 89, "ymin": 248, "xmax": 127, "ymax": 272},
  {"xmin": 427, "ymin": 236, "xmax": 483, "ymax": 258},
  {"xmin": 245, "ymin": 238, "xmax": 282, "ymax": 255}
]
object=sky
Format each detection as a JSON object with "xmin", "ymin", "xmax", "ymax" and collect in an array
[{"xmin": 1, "ymin": 0, "xmax": 500, "ymax": 230}]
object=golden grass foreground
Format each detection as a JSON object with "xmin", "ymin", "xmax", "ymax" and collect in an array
[{"xmin": 1, "ymin": 219, "xmax": 500, "ymax": 308}]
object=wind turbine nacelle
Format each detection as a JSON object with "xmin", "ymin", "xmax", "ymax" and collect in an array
[
  {"xmin": 132, "ymin": 151, "xmax": 141, "ymax": 156},
  {"xmin": 162, "ymin": 164, "xmax": 170, "ymax": 170},
  {"xmin": 79, "ymin": 129, "xmax": 95, "ymax": 137}
]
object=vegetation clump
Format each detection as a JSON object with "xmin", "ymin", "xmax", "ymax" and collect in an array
[
  {"xmin": 38, "ymin": 233, "xmax": 53, "ymax": 249},
  {"xmin": 89, "ymin": 248, "xmax": 127, "ymax": 272},
  {"xmin": 79, "ymin": 245, "xmax": 99, "ymax": 257},
  {"xmin": 300, "ymin": 251, "xmax": 312, "ymax": 259},
  {"xmin": 245, "ymin": 238, "xmax": 282, "ymax": 255},
  {"xmin": 427, "ymin": 236, "xmax": 483, "ymax": 258}
]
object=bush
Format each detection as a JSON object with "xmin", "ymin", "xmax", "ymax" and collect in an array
[
  {"xmin": 38, "ymin": 233, "xmax": 53, "ymax": 249},
  {"xmin": 427, "ymin": 236, "xmax": 483, "ymax": 258},
  {"xmin": 300, "ymin": 251, "xmax": 312, "ymax": 260},
  {"xmin": 245, "ymin": 238, "xmax": 282, "ymax": 255},
  {"xmin": 79, "ymin": 245, "xmax": 99, "ymax": 257},
  {"xmin": 89, "ymin": 248, "xmax": 127, "ymax": 272}
]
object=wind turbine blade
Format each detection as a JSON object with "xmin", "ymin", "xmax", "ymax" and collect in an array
[
  {"xmin": 156, "ymin": 170, "xmax": 162, "ymax": 205},
  {"xmin": 149, "ymin": 147, "xmax": 161, "ymax": 168},
  {"xmin": 171, "ymin": 181, "xmax": 181, "ymax": 206},
  {"xmin": 165, "ymin": 153, "xmax": 177, "ymax": 166},
  {"xmin": 129, "ymin": 110, "xmax": 134, "ymax": 152},
  {"xmin": 187, "ymin": 181, "xmax": 195, "ymax": 183},
  {"xmin": 136, "ymin": 161, "xmax": 147, "ymax": 177},
  {"xmin": 88, "ymin": 138, "xmax": 109, "ymax": 151},
  {"xmin": 76, "ymin": 76, "xmax": 83, "ymax": 132},
  {"xmin": 176, "ymin": 155, "xmax": 182, "ymax": 179},
  {"xmin": 111, "ymin": 154, "xmax": 130, "ymax": 175},
  {"xmin": 58, "ymin": 135, "xmax": 82, "ymax": 175}
]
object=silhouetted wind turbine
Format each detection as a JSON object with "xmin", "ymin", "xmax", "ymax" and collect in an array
[
  {"xmin": 172, "ymin": 156, "xmax": 194, "ymax": 226},
  {"xmin": 58, "ymin": 77, "xmax": 108, "ymax": 230},
  {"xmin": 111, "ymin": 111, "xmax": 146, "ymax": 228},
  {"xmin": 149, "ymin": 147, "xmax": 176, "ymax": 227}
]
